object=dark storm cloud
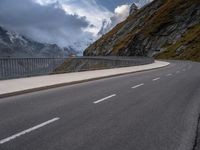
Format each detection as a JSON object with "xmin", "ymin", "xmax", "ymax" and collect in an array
[{"xmin": 0, "ymin": 0, "xmax": 90, "ymax": 47}]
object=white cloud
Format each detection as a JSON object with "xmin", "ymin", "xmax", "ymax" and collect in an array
[
  {"xmin": 33, "ymin": 0, "xmax": 114, "ymax": 46},
  {"xmin": 98, "ymin": 4, "xmax": 131, "ymax": 35},
  {"xmin": 115, "ymin": 4, "xmax": 130, "ymax": 17},
  {"xmin": 32, "ymin": 0, "xmax": 153, "ymax": 51},
  {"xmin": 0, "ymin": 0, "xmax": 91, "ymax": 51},
  {"xmin": 33, "ymin": 0, "xmax": 113, "ymax": 36},
  {"xmin": 0, "ymin": 0, "xmax": 153, "ymax": 53},
  {"xmin": 113, "ymin": 4, "xmax": 131, "ymax": 25},
  {"xmin": 30, "ymin": 0, "xmax": 118, "ymax": 52},
  {"xmin": 61, "ymin": 0, "xmax": 113, "ymax": 35},
  {"xmin": 33, "ymin": 0, "xmax": 57, "ymax": 5}
]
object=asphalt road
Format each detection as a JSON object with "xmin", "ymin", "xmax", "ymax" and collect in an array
[{"xmin": 0, "ymin": 61, "xmax": 200, "ymax": 150}]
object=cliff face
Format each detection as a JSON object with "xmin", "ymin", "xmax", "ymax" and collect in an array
[
  {"xmin": 84, "ymin": 0, "xmax": 200, "ymax": 59},
  {"xmin": 155, "ymin": 23, "xmax": 200, "ymax": 61},
  {"xmin": 129, "ymin": 3, "xmax": 138, "ymax": 15}
]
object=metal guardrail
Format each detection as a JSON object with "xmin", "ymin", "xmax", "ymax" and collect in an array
[
  {"xmin": 0, "ymin": 57, "xmax": 154, "ymax": 80},
  {"xmin": 0, "ymin": 58, "xmax": 65, "ymax": 80}
]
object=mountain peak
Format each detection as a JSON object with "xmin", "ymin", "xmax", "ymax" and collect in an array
[
  {"xmin": 84, "ymin": 0, "xmax": 200, "ymax": 61},
  {"xmin": 0, "ymin": 26, "xmax": 78, "ymax": 58},
  {"xmin": 129, "ymin": 3, "xmax": 138, "ymax": 15}
]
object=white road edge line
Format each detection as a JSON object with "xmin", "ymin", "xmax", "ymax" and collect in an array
[
  {"xmin": 152, "ymin": 77, "xmax": 160, "ymax": 81},
  {"xmin": 0, "ymin": 117, "xmax": 60, "ymax": 144},
  {"xmin": 94, "ymin": 94, "xmax": 116, "ymax": 104},
  {"xmin": 132, "ymin": 83, "xmax": 144, "ymax": 89}
]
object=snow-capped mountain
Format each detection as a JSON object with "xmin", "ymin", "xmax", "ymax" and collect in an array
[
  {"xmin": 0, "ymin": 26, "xmax": 78, "ymax": 58},
  {"xmin": 70, "ymin": 39, "xmax": 94, "ymax": 55}
]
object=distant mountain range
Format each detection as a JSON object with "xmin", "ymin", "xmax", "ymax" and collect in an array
[
  {"xmin": 84, "ymin": 0, "xmax": 200, "ymax": 62},
  {"xmin": 0, "ymin": 26, "xmax": 78, "ymax": 58}
]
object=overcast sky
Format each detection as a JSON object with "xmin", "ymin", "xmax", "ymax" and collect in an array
[{"xmin": 0, "ymin": 0, "xmax": 152, "ymax": 51}]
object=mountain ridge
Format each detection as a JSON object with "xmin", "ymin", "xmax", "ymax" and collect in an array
[
  {"xmin": 84, "ymin": 0, "xmax": 200, "ymax": 61},
  {"xmin": 0, "ymin": 26, "xmax": 78, "ymax": 58}
]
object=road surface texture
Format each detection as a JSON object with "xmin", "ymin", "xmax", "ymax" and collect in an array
[{"xmin": 0, "ymin": 60, "xmax": 200, "ymax": 150}]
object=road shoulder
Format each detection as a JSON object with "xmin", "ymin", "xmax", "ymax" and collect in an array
[{"xmin": 0, "ymin": 61, "xmax": 169, "ymax": 98}]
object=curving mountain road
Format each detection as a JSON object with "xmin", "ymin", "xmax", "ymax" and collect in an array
[{"xmin": 0, "ymin": 61, "xmax": 200, "ymax": 150}]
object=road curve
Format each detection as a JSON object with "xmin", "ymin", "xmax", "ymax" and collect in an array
[{"xmin": 0, "ymin": 60, "xmax": 200, "ymax": 150}]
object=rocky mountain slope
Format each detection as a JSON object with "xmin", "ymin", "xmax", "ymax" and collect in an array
[
  {"xmin": 0, "ymin": 26, "xmax": 77, "ymax": 58},
  {"xmin": 129, "ymin": 3, "xmax": 138, "ymax": 15},
  {"xmin": 84, "ymin": 0, "xmax": 200, "ymax": 61},
  {"xmin": 134, "ymin": 0, "xmax": 153, "ymax": 7}
]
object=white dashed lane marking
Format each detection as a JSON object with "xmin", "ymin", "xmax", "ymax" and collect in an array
[
  {"xmin": 94, "ymin": 94, "xmax": 116, "ymax": 104},
  {"xmin": 152, "ymin": 77, "xmax": 160, "ymax": 81},
  {"xmin": 132, "ymin": 84, "xmax": 144, "ymax": 89},
  {"xmin": 0, "ymin": 117, "xmax": 60, "ymax": 144}
]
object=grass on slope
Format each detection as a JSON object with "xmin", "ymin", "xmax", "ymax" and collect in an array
[
  {"xmin": 85, "ymin": 0, "xmax": 200, "ymax": 59},
  {"xmin": 105, "ymin": 0, "xmax": 196, "ymax": 55},
  {"xmin": 155, "ymin": 24, "xmax": 200, "ymax": 62},
  {"xmin": 143, "ymin": 0, "xmax": 195, "ymax": 35}
]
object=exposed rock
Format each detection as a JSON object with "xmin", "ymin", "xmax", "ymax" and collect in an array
[
  {"xmin": 129, "ymin": 3, "xmax": 138, "ymax": 15},
  {"xmin": 0, "ymin": 26, "xmax": 78, "ymax": 58},
  {"xmin": 84, "ymin": 0, "xmax": 200, "ymax": 61}
]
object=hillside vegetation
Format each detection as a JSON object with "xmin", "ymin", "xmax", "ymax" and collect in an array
[
  {"xmin": 84, "ymin": 0, "xmax": 200, "ymax": 61},
  {"xmin": 155, "ymin": 23, "xmax": 200, "ymax": 61}
]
